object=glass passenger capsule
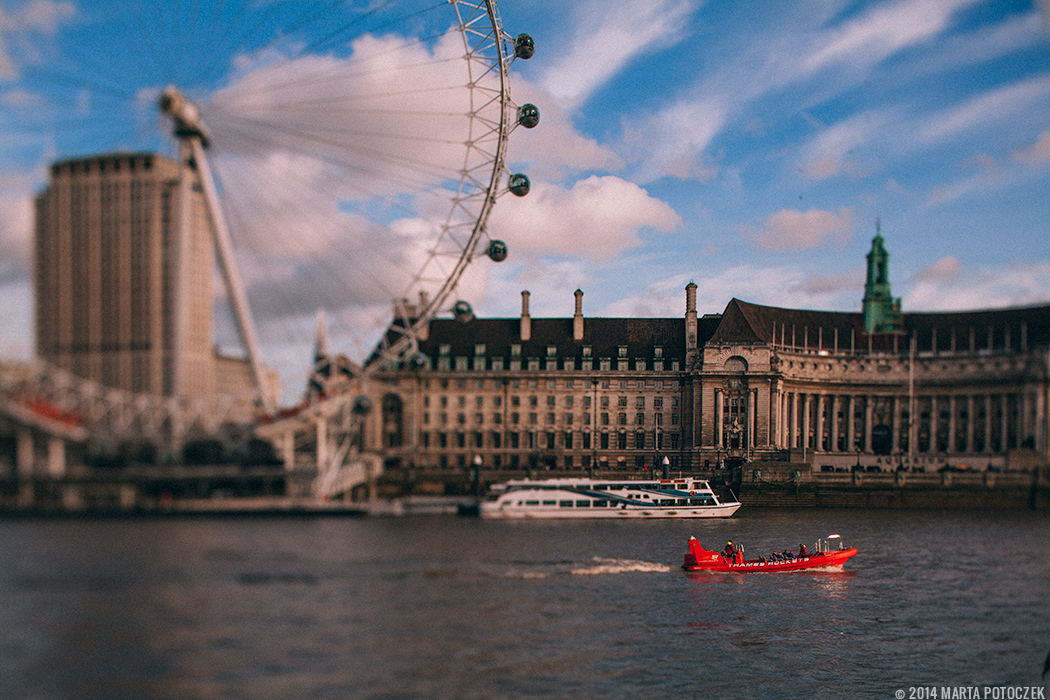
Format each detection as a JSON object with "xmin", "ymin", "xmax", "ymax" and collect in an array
[
  {"xmin": 514, "ymin": 34, "xmax": 535, "ymax": 60},
  {"xmin": 508, "ymin": 173, "xmax": 530, "ymax": 197},
  {"xmin": 453, "ymin": 300, "xmax": 474, "ymax": 322},
  {"xmin": 517, "ymin": 103, "xmax": 539, "ymax": 129},
  {"xmin": 486, "ymin": 239, "xmax": 508, "ymax": 262}
]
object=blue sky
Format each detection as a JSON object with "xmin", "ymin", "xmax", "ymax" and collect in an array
[{"xmin": 1, "ymin": 0, "xmax": 1049, "ymax": 398}]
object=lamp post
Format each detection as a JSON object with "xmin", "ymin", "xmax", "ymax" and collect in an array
[{"xmin": 472, "ymin": 454, "xmax": 483, "ymax": 502}]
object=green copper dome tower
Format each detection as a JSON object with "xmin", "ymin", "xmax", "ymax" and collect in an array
[{"xmin": 862, "ymin": 220, "xmax": 902, "ymax": 334}]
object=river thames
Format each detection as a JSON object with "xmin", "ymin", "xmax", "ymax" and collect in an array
[{"xmin": 2, "ymin": 508, "xmax": 1048, "ymax": 699}]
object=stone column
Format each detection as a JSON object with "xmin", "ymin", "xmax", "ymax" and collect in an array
[
  {"xmin": 966, "ymin": 395, "xmax": 975, "ymax": 454},
  {"xmin": 801, "ymin": 394, "xmax": 811, "ymax": 451},
  {"xmin": 830, "ymin": 395, "xmax": 839, "ymax": 452},
  {"xmin": 747, "ymin": 389, "xmax": 755, "ymax": 451},
  {"xmin": 984, "ymin": 395, "xmax": 992, "ymax": 454},
  {"xmin": 948, "ymin": 396, "xmax": 957, "ymax": 454},
  {"xmin": 892, "ymin": 395, "xmax": 902, "ymax": 454},
  {"xmin": 1001, "ymin": 394, "xmax": 1009, "ymax": 452},
  {"xmin": 814, "ymin": 395, "xmax": 824, "ymax": 452},
  {"xmin": 16, "ymin": 428, "xmax": 34, "ymax": 478},
  {"xmin": 715, "ymin": 389, "xmax": 723, "ymax": 449},
  {"xmin": 864, "ymin": 396, "xmax": 873, "ymax": 453},
  {"xmin": 791, "ymin": 392, "xmax": 799, "ymax": 449},
  {"xmin": 47, "ymin": 436, "xmax": 66, "ymax": 478},
  {"xmin": 847, "ymin": 395, "xmax": 856, "ymax": 453},
  {"xmin": 929, "ymin": 396, "xmax": 938, "ymax": 454}
]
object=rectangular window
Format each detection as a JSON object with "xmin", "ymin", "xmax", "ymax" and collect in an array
[
  {"xmin": 618, "ymin": 413, "xmax": 627, "ymax": 425},
  {"xmin": 582, "ymin": 433, "xmax": 591, "ymax": 449},
  {"xmin": 655, "ymin": 413, "xmax": 663, "ymax": 426},
  {"xmin": 529, "ymin": 412, "xmax": 538, "ymax": 425},
  {"xmin": 456, "ymin": 432, "xmax": 465, "ymax": 448},
  {"xmin": 510, "ymin": 432, "xmax": 520, "ymax": 448},
  {"xmin": 564, "ymin": 431, "xmax": 573, "ymax": 449},
  {"xmin": 635, "ymin": 396, "xmax": 645, "ymax": 408},
  {"xmin": 601, "ymin": 396, "xmax": 610, "ymax": 408},
  {"xmin": 654, "ymin": 397, "xmax": 663, "ymax": 409},
  {"xmin": 547, "ymin": 395, "xmax": 556, "ymax": 406},
  {"xmin": 670, "ymin": 433, "xmax": 680, "ymax": 449},
  {"xmin": 475, "ymin": 412, "xmax": 484, "ymax": 424},
  {"xmin": 546, "ymin": 431, "xmax": 556, "ymax": 448},
  {"xmin": 618, "ymin": 346, "xmax": 627, "ymax": 358},
  {"xmin": 583, "ymin": 396, "xmax": 591, "ymax": 408},
  {"xmin": 635, "ymin": 413, "xmax": 644, "ymax": 425},
  {"xmin": 601, "ymin": 413, "xmax": 610, "ymax": 425},
  {"xmin": 565, "ymin": 413, "xmax": 574, "ymax": 425},
  {"xmin": 547, "ymin": 345, "xmax": 557, "ymax": 357},
  {"xmin": 617, "ymin": 433, "xmax": 627, "ymax": 449},
  {"xmin": 600, "ymin": 433, "xmax": 609, "ymax": 449},
  {"xmin": 493, "ymin": 413, "xmax": 502, "ymax": 424},
  {"xmin": 546, "ymin": 412, "xmax": 555, "ymax": 424},
  {"xmin": 475, "ymin": 344, "xmax": 486, "ymax": 356},
  {"xmin": 492, "ymin": 432, "xmax": 502, "ymax": 448},
  {"xmin": 474, "ymin": 432, "xmax": 484, "ymax": 448},
  {"xmin": 511, "ymin": 412, "xmax": 520, "ymax": 424}
]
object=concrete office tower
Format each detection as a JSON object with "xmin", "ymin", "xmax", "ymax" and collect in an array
[{"xmin": 34, "ymin": 152, "xmax": 255, "ymax": 400}]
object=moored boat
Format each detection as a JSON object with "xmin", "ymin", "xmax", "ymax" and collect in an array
[
  {"xmin": 479, "ymin": 476, "xmax": 740, "ymax": 519},
  {"xmin": 682, "ymin": 534, "xmax": 857, "ymax": 572}
]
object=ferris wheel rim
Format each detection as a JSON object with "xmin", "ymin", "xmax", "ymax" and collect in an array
[{"xmin": 358, "ymin": 0, "xmax": 513, "ymax": 378}]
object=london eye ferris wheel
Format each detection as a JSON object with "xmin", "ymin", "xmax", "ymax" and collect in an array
[{"xmin": 7, "ymin": 0, "xmax": 537, "ymax": 413}]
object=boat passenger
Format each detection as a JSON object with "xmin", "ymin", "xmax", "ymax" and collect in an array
[
  {"xmin": 722, "ymin": 541, "xmax": 734, "ymax": 560},
  {"xmin": 799, "ymin": 542, "xmax": 807, "ymax": 557}
]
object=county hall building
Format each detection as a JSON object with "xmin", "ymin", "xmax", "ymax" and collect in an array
[{"xmin": 360, "ymin": 232, "xmax": 1050, "ymax": 474}]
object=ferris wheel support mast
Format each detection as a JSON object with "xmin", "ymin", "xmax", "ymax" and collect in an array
[{"xmin": 161, "ymin": 87, "xmax": 275, "ymax": 416}]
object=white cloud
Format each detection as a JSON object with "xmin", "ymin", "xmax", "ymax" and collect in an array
[
  {"xmin": 505, "ymin": 78, "xmax": 624, "ymax": 179},
  {"xmin": 904, "ymin": 258, "xmax": 1050, "ymax": 310},
  {"xmin": 627, "ymin": 97, "xmax": 727, "ymax": 183},
  {"xmin": 918, "ymin": 75, "xmax": 1050, "ymax": 145},
  {"xmin": 539, "ymin": 0, "xmax": 699, "ymax": 108},
  {"xmin": 0, "ymin": 0, "xmax": 75, "ymax": 79},
  {"xmin": 802, "ymin": 0, "xmax": 978, "ymax": 75},
  {"xmin": 744, "ymin": 207, "xmax": 854, "ymax": 251},
  {"xmin": 799, "ymin": 108, "xmax": 895, "ymax": 179},
  {"xmin": 488, "ymin": 175, "xmax": 681, "ymax": 262},
  {"xmin": 1011, "ymin": 129, "xmax": 1050, "ymax": 166}
]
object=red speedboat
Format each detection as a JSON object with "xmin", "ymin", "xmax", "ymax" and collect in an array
[{"xmin": 682, "ymin": 535, "xmax": 858, "ymax": 573}]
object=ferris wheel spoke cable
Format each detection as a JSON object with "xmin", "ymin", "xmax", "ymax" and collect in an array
[{"xmin": 210, "ymin": 118, "xmax": 468, "ymax": 203}]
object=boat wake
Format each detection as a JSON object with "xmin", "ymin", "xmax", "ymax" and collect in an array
[{"xmin": 571, "ymin": 557, "xmax": 672, "ymax": 576}]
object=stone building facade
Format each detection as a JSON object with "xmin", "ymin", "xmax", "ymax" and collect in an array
[
  {"xmin": 34, "ymin": 152, "xmax": 269, "ymax": 413},
  {"xmin": 362, "ymin": 237, "xmax": 1050, "ymax": 473}
]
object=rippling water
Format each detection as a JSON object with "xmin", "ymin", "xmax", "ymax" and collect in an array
[{"xmin": 2, "ymin": 509, "xmax": 1048, "ymax": 699}]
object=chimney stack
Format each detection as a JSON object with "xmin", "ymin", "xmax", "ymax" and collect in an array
[
  {"xmin": 685, "ymin": 282, "xmax": 698, "ymax": 362},
  {"xmin": 573, "ymin": 289, "xmax": 584, "ymax": 341},
  {"xmin": 520, "ymin": 290, "xmax": 531, "ymax": 341}
]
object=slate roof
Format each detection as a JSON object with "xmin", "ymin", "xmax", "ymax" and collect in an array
[
  {"xmin": 709, "ymin": 298, "xmax": 1050, "ymax": 353},
  {"xmin": 416, "ymin": 316, "xmax": 701, "ymax": 362}
]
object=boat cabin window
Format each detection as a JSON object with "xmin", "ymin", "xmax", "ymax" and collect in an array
[
  {"xmin": 575, "ymin": 500, "xmax": 590, "ymax": 507},
  {"xmin": 559, "ymin": 501, "xmax": 573, "ymax": 507}
]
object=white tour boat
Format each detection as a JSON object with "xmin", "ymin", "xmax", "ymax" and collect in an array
[{"xmin": 478, "ymin": 477, "xmax": 741, "ymax": 519}]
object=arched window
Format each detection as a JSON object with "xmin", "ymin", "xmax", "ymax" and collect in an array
[{"xmin": 724, "ymin": 356, "xmax": 748, "ymax": 373}]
